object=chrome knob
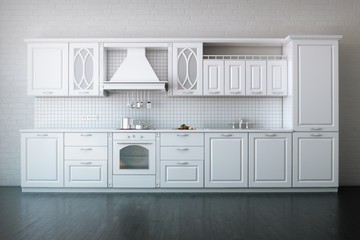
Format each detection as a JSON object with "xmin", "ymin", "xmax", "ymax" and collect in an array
[
  {"xmin": 140, "ymin": 136, "xmax": 143, "ymax": 139},
  {"xmin": 127, "ymin": 135, "xmax": 131, "ymax": 139},
  {"xmin": 133, "ymin": 135, "xmax": 136, "ymax": 138}
]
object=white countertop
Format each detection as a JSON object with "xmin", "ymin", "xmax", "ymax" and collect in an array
[{"xmin": 20, "ymin": 128, "xmax": 293, "ymax": 133}]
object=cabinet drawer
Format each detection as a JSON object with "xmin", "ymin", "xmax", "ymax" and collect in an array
[
  {"xmin": 64, "ymin": 147, "xmax": 107, "ymax": 160},
  {"xmin": 160, "ymin": 161, "xmax": 204, "ymax": 188},
  {"xmin": 160, "ymin": 133, "xmax": 204, "ymax": 146},
  {"xmin": 64, "ymin": 133, "xmax": 107, "ymax": 146},
  {"xmin": 161, "ymin": 147, "xmax": 204, "ymax": 160},
  {"xmin": 64, "ymin": 161, "xmax": 107, "ymax": 188}
]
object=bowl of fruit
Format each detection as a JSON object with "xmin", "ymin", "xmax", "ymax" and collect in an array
[{"xmin": 177, "ymin": 124, "xmax": 195, "ymax": 130}]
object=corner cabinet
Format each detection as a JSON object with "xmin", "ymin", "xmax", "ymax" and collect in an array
[
  {"xmin": 249, "ymin": 133, "xmax": 292, "ymax": 187},
  {"xmin": 21, "ymin": 133, "xmax": 64, "ymax": 187},
  {"xmin": 172, "ymin": 43, "xmax": 203, "ymax": 95},
  {"xmin": 69, "ymin": 43, "xmax": 100, "ymax": 96},
  {"xmin": 293, "ymin": 132, "xmax": 338, "ymax": 187},
  {"xmin": 27, "ymin": 43, "xmax": 69, "ymax": 96},
  {"xmin": 205, "ymin": 133, "xmax": 248, "ymax": 188},
  {"xmin": 293, "ymin": 40, "xmax": 339, "ymax": 131}
]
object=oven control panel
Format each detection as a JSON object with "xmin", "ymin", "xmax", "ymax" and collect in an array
[{"xmin": 113, "ymin": 133, "xmax": 155, "ymax": 141}]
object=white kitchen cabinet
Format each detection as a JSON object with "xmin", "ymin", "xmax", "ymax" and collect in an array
[
  {"xmin": 293, "ymin": 41, "xmax": 338, "ymax": 131},
  {"xmin": 64, "ymin": 161, "xmax": 107, "ymax": 188},
  {"xmin": 293, "ymin": 132, "xmax": 338, "ymax": 187},
  {"xmin": 69, "ymin": 43, "xmax": 101, "ymax": 96},
  {"xmin": 27, "ymin": 43, "xmax": 68, "ymax": 96},
  {"xmin": 21, "ymin": 133, "xmax": 64, "ymax": 187},
  {"xmin": 224, "ymin": 60, "xmax": 246, "ymax": 96},
  {"xmin": 64, "ymin": 132, "xmax": 108, "ymax": 188},
  {"xmin": 249, "ymin": 133, "xmax": 292, "ymax": 188},
  {"xmin": 172, "ymin": 43, "xmax": 203, "ymax": 95},
  {"xmin": 246, "ymin": 60, "xmax": 266, "ymax": 96},
  {"xmin": 203, "ymin": 60, "xmax": 224, "ymax": 95},
  {"xmin": 267, "ymin": 60, "xmax": 287, "ymax": 96},
  {"xmin": 160, "ymin": 161, "xmax": 203, "ymax": 188},
  {"xmin": 205, "ymin": 133, "xmax": 248, "ymax": 188},
  {"xmin": 160, "ymin": 132, "xmax": 204, "ymax": 188}
]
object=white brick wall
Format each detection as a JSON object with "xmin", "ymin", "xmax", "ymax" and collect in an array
[{"xmin": 1, "ymin": 0, "xmax": 359, "ymax": 186}]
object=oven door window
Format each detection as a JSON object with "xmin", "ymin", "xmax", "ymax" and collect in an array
[{"xmin": 119, "ymin": 145, "xmax": 149, "ymax": 169}]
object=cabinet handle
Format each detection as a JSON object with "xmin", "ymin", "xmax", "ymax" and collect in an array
[
  {"xmin": 42, "ymin": 91, "xmax": 53, "ymax": 94},
  {"xmin": 209, "ymin": 91, "xmax": 220, "ymax": 94},
  {"xmin": 265, "ymin": 134, "xmax": 277, "ymax": 137},
  {"xmin": 80, "ymin": 162, "xmax": 92, "ymax": 165},
  {"xmin": 252, "ymin": 91, "xmax": 263, "ymax": 94},
  {"xmin": 177, "ymin": 148, "xmax": 189, "ymax": 151},
  {"xmin": 80, "ymin": 134, "xmax": 92, "ymax": 137},
  {"xmin": 272, "ymin": 91, "xmax": 284, "ymax": 94},
  {"xmin": 79, "ymin": 91, "xmax": 90, "ymax": 94},
  {"xmin": 311, "ymin": 134, "xmax": 322, "ymax": 137},
  {"xmin": 230, "ymin": 91, "xmax": 242, "ymax": 94},
  {"xmin": 311, "ymin": 128, "xmax": 322, "ymax": 131},
  {"xmin": 221, "ymin": 134, "xmax": 233, "ymax": 137},
  {"xmin": 37, "ymin": 134, "xmax": 48, "ymax": 137},
  {"xmin": 177, "ymin": 134, "xmax": 189, "ymax": 137},
  {"xmin": 80, "ymin": 148, "xmax": 93, "ymax": 151},
  {"xmin": 177, "ymin": 162, "xmax": 189, "ymax": 165},
  {"xmin": 183, "ymin": 91, "xmax": 194, "ymax": 95}
]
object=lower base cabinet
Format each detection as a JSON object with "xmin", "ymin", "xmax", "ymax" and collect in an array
[
  {"xmin": 160, "ymin": 161, "xmax": 204, "ymax": 188},
  {"xmin": 21, "ymin": 133, "xmax": 64, "ymax": 188},
  {"xmin": 205, "ymin": 133, "xmax": 248, "ymax": 188},
  {"xmin": 293, "ymin": 132, "xmax": 339, "ymax": 187},
  {"xmin": 64, "ymin": 161, "xmax": 107, "ymax": 188},
  {"xmin": 249, "ymin": 133, "xmax": 292, "ymax": 187}
]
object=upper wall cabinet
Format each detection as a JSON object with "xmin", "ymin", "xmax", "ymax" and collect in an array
[
  {"xmin": 203, "ymin": 60, "xmax": 224, "ymax": 95},
  {"xmin": 69, "ymin": 43, "xmax": 100, "ymax": 96},
  {"xmin": 293, "ymin": 40, "xmax": 339, "ymax": 131},
  {"xmin": 27, "ymin": 42, "xmax": 103, "ymax": 97},
  {"xmin": 27, "ymin": 43, "xmax": 69, "ymax": 96},
  {"xmin": 245, "ymin": 60, "xmax": 267, "ymax": 96},
  {"xmin": 267, "ymin": 60, "xmax": 287, "ymax": 96},
  {"xmin": 172, "ymin": 43, "xmax": 203, "ymax": 95},
  {"xmin": 224, "ymin": 60, "xmax": 246, "ymax": 96},
  {"xmin": 203, "ymin": 60, "xmax": 246, "ymax": 96}
]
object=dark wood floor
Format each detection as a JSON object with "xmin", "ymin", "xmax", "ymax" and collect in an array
[{"xmin": 1, "ymin": 187, "xmax": 360, "ymax": 240}]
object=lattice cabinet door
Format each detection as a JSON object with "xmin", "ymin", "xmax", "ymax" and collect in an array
[
  {"xmin": 69, "ymin": 43, "xmax": 101, "ymax": 96},
  {"xmin": 172, "ymin": 43, "xmax": 203, "ymax": 95}
]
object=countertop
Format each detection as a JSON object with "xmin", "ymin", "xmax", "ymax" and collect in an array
[{"xmin": 20, "ymin": 128, "xmax": 294, "ymax": 133}]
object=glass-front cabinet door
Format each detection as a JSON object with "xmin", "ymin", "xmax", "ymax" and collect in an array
[
  {"xmin": 172, "ymin": 43, "xmax": 203, "ymax": 95},
  {"xmin": 69, "ymin": 43, "xmax": 100, "ymax": 96}
]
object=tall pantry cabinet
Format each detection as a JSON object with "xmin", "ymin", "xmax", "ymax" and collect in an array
[{"xmin": 285, "ymin": 36, "xmax": 341, "ymax": 187}]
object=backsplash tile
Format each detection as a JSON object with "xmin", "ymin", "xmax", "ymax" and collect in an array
[{"xmin": 34, "ymin": 93, "xmax": 283, "ymax": 129}]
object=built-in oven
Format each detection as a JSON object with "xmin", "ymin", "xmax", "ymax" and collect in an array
[{"xmin": 112, "ymin": 133, "xmax": 156, "ymax": 188}]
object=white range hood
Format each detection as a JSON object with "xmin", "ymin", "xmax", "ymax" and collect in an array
[{"xmin": 103, "ymin": 48, "xmax": 167, "ymax": 91}]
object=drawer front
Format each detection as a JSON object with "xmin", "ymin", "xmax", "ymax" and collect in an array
[
  {"xmin": 64, "ymin": 147, "xmax": 107, "ymax": 160},
  {"xmin": 161, "ymin": 147, "xmax": 204, "ymax": 160},
  {"xmin": 160, "ymin": 161, "xmax": 204, "ymax": 188},
  {"xmin": 64, "ymin": 161, "xmax": 107, "ymax": 188},
  {"xmin": 65, "ymin": 133, "xmax": 107, "ymax": 146},
  {"xmin": 160, "ymin": 133, "xmax": 204, "ymax": 146}
]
